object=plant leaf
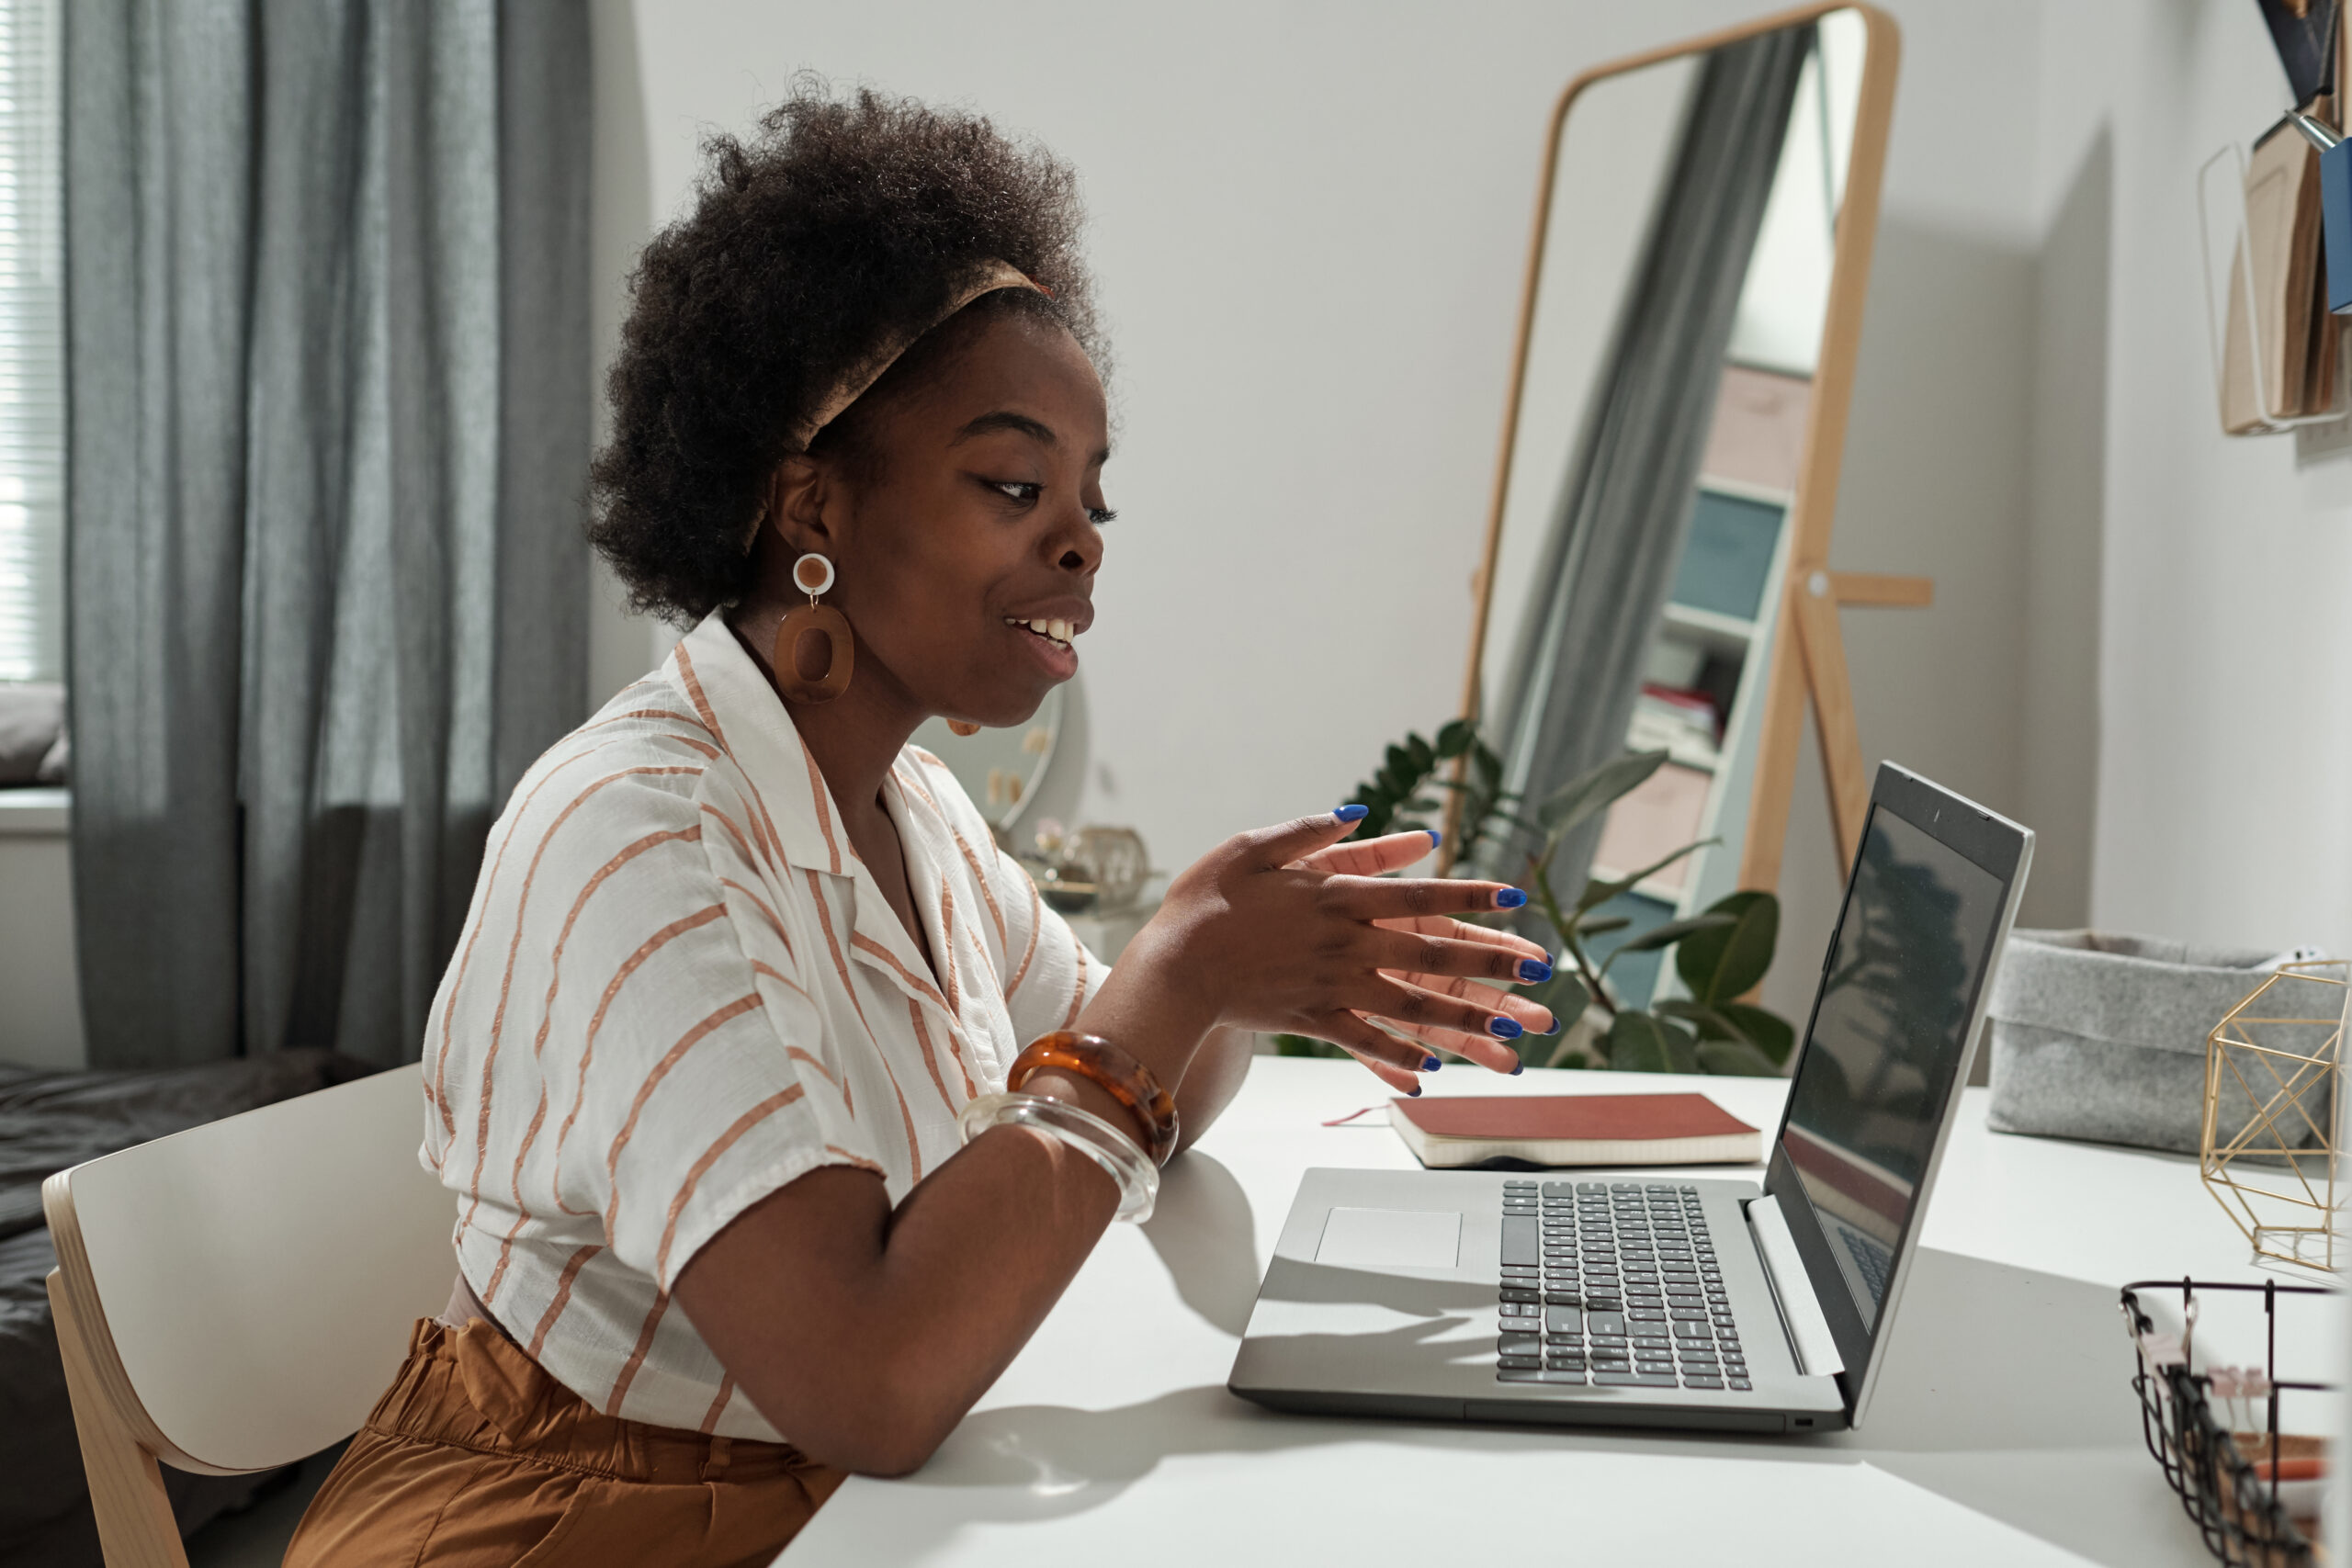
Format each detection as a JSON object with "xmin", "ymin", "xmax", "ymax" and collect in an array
[
  {"xmin": 1272, "ymin": 1032, "xmax": 1346, "ymax": 1060},
  {"xmin": 1538, "ymin": 749, "xmax": 1670, "ymax": 833},
  {"xmin": 1597, "ymin": 913, "xmax": 1736, "ymax": 974},
  {"xmin": 1525, "ymin": 971, "xmax": 1590, "ymax": 1032},
  {"xmin": 1676, "ymin": 889, "xmax": 1779, "ymax": 1003},
  {"xmin": 1574, "ymin": 838, "xmax": 1719, "ymax": 913},
  {"xmin": 1605, "ymin": 1010, "xmax": 1675, "ymax": 1072},
  {"xmin": 1575, "ymin": 914, "xmax": 1631, "ymax": 937},
  {"xmin": 1654, "ymin": 998, "xmax": 1737, "ymax": 1041},
  {"xmin": 1716, "ymin": 1001, "xmax": 1796, "ymax": 1064},
  {"xmin": 1435, "ymin": 717, "xmax": 1476, "ymax": 758},
  {"xmin": 1695, "ymin": 1038, "xmax": 1781, "ymax": 1076}
]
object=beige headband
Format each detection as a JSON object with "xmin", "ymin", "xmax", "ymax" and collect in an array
[{"xmin": 745, "ymin": 258, "xmax": 1049, "ymax": 552}]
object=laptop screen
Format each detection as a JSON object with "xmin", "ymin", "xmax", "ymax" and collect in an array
[{"xmin": 1778, "ymin": 794, "xmax": 2012, "ymax": 1333}]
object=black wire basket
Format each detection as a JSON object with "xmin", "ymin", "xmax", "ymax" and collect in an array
[{"xmin": 2121, "ymin": 1278, "xmax": 2336, "ymax": 1567}]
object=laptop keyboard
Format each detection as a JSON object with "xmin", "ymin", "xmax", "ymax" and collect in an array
[{"xmin": 1496, "ymin": 1179, "xmax": 1753, "ymax": 1391}]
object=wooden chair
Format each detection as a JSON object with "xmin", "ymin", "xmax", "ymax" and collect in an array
[{"xmin": 42, "ymin": 1066, "xmax": 452, "ymax": 1567}]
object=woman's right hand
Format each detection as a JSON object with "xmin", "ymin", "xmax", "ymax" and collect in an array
[{"xmin": 1103, "ymin": 807, "xmax": 1560, "ymax": 1094}]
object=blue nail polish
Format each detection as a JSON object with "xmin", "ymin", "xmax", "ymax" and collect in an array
[
  {"xmin": 1510, "ymin": 1059, "xmax": 1526, "ymax": 1076},
  {"xmin": 1542, "ymin": 1014, "xmax": 1563, "ymax": 1036},
  {"xmin": 1518, "ymin": 958, "xmax": 1553, "ymax": 983},
  {"xmin": 1408, "ymin": 1085, "xmax": 1422, "ymax": 1097},
  {"xmin": 1334, "ymin": 804, "xmax": 1370, "ymax": 822},
  {"xmin": 1426, "ymin": 829, "xmax": 1443, "ymax": 848},
  {"xmin": 1495, "ymin": 887, "xmax": 1528, "ymax": 909},
  {"xmin": 1488, "ymin": 1016, "xmax": 1523, "ymax": 1040},
  {"xmin": 1422, "ymin": 1055, "xmax": 1442, "ymax": 1072}
]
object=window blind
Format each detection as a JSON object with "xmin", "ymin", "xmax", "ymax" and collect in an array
[{"xmin": 0, "ymin": 0, "xmax": 62, "ymax": 684}]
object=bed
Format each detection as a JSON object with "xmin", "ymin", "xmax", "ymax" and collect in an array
[{"xmin": 0, "ymin": 1049, "xmax": 377, "ymax": 1566}]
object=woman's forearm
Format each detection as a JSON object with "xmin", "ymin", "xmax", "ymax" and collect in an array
[
  {"xmin": 676, "ymin": 956, "xmax": 1217, "ymax": 1475},
  {"xmin": 673, "ymin": 1122, "xmax": 1121, "ymax": 1475},
  {"xmin": 1171, "ymin": 1025, "xmax": 1253, "ymax": 1154}
]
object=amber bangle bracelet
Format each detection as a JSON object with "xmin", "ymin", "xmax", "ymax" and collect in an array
[{"xmin": 1005, "ymin": 1032, "xmax": 1180, "ymax": 1167}]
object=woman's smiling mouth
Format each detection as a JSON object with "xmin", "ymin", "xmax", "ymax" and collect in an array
[{"xmin": 1005, "ymin": 615, "xmax": 1076, "ymax": 649}]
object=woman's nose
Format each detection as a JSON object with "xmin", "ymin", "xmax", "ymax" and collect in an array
[{"xmin": 1053, "ymin": 517, "xmax": 1102, "ymax": 574}]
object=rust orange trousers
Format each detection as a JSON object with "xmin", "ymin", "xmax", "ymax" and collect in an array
[{"xmin": 283, "ymin": 1319, "xmax": 842, "ymax": 1568}]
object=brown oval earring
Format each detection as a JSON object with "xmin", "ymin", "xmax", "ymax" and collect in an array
[{"xmin": 772, "ymin": 553, "xmax": 854, "ymax": 704}]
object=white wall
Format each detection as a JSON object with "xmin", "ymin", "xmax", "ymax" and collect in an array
[
  {"xmin": 2004, "ymin": 0, "xmax": 2352, "ymax": 960},
  {"xmin": 589, "ymin": 1, "xmax": 2059, "ymax": 986},
  {"xmin": 0, "ymin": 793, "xmax": 82, "ymax": 1069},
  {"xmin": 34, "ymin": 1, "xmax": 2328, "ymax": 1071}
]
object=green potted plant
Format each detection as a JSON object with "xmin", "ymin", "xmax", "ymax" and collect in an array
[{"xmin": 1274, "ymin": 720, "xmax": 1793, "ymax": 1075}]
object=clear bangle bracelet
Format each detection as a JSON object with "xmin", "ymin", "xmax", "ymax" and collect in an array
[{"xmin": 957, "ymin": 1090, "xmax": 1160, "ymax": 1223}]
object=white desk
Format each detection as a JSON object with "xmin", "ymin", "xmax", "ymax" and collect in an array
[{"xmin": 785, "ymin": 1059, "xmax": 2345, "ymax": 1566}]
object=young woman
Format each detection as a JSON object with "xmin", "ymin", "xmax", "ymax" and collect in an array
[{"xmin": 287, "ymin": 85, "xmax": 1557, "ymax": 1567}]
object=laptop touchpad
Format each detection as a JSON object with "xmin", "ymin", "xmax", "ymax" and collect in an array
[{"xmin": 1315, "ymin": 1207, "xmax": 1462, "ymax": 1269}]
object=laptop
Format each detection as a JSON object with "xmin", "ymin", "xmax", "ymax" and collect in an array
[{"xmin": 1229, "ymin": 763, "xmax": 2032, "ymax": 1435}]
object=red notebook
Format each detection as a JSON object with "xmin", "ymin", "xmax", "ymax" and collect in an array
[{"xmin": 1388, "ymin": 1093, "xmax": 1761, "ymax": 1169}]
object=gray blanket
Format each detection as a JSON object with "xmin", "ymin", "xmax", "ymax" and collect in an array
[{"xmin": 0, "ymin": 1049, "xmax": 374, "ymax": 1566}]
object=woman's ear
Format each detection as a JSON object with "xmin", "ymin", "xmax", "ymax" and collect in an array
[{"xmin": 765, "ymin": 455, "xmax": 837, "ymax": 558}]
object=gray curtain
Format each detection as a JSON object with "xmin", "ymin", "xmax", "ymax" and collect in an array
[
  {"xmin": 65, "ymin": 1, "xmax": 592, "ymax": 1069},
  {"xmin": 1484, "ymin": 28, "xmax": 1812, "ymax": 886}
]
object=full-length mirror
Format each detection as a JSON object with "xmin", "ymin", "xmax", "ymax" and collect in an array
[{"xmin": 1460, "ymin": 4, "xmax": 1903, "ymax": 1009}]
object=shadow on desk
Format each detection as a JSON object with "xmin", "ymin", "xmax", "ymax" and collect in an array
[
  {"xmin": 1139, "ymin": 1152, "xmax": 1261, "ymax": 1336},
  {"xmin": 889, "ymin": 1248, "xmax": 2167, "ymax": 1568}
]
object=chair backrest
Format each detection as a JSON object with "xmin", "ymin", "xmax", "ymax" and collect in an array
[{"xmin": 44, "ymin": 1064, "xmax": 452, "ymax": 1475}]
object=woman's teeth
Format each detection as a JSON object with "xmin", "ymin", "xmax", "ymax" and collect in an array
[{"xmin": 1007, "ymin": 617, "xmax": 1075, "ymax": 648}]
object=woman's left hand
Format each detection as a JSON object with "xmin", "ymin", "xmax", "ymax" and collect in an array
[{"xmin": 1295, "ymin": 829, "xmax": 1559, "ymax": 1075}]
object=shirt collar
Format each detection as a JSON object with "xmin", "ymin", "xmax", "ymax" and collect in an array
[
  {"xmin": 669, "ymin": 615, "xmax": 976, "ymax": 1028},
  {"xmin": 670, "ymin": 613, "xmax": 857, "ymax": 878}
]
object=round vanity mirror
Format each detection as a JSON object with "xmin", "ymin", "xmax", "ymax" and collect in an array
[{"xmin": 910, "ymin": 683, "xmax": 1065, "ymax": 830}]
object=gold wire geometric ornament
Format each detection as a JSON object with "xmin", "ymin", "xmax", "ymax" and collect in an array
[{"xmin": 2199, "ymin": 959, "xmax": 2347, "ymax": 1273}]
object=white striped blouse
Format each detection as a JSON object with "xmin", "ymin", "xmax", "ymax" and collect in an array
[{"xmin": 420, "ymin": 612, "xmax": 1107, "ymax": 1441}]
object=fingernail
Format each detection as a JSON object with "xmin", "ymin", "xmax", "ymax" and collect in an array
[
  {"xmin": 1334, "ymin": 804, "xmax": 1369, "ymax": 823},
  {"xmin": 1408, "ymin": 1085, "xmax": 1423, "ymax": 1097},
  {"xmin": 1422, "ymin": 1055, "xmax": 1442, "ymax": 1072},
  {"xmin": 1510, "ymin": 1058, "xmax": 1526, "ymax": 1076},
  {"xmin": 1494, "ymin": 887, "xmax": 1527, "ymax": 909},
  {"xmin": 1488, "ymin": 1016, "xmax": 1523, "ymax": 1040},
  {"xmin": 1517, "ymin": 958, "xmax": 1553, "ymax": 983},
  {"xmin": 1426, "ymin": 829, "xmax": 1443, "ymax": 848},
  {"xmin": 1541, "ymin": 1013, "xmax": 1563, "ymax": 1036}
]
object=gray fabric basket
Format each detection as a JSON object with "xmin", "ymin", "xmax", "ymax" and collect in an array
[{"xmin": 1985, "ymin": 930, "xmax": 2338, "ymax": 1156}]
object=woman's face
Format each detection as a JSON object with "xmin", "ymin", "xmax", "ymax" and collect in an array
[{"xmin": 774, "ymin": 309, "xmax": 1111, "ymax": 730}]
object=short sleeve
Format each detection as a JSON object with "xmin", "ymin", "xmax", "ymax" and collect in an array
[
  {"xmin": 998, "ymin": 844, "xmax": 1111, "ymax": 1047},
  {"xmin": 548, "ymin": 774, "xmax": 881, "ymax": 1292}
]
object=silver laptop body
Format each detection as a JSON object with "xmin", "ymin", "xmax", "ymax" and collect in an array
[{"xmin": 1229, "ymin": 764, "xmax": 2033, "ymax": 1436}]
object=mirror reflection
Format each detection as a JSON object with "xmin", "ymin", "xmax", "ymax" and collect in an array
[
  {"xmin": 1473, "ymin": 10, "xmax": 1871, "ymax": 1008},
  {"xmin": 911, "ymin": 682, "xmax": 1064, "ymax": 832}
]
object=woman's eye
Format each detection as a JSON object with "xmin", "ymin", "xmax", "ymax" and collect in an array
[
  {"xmin": 990, "ymin": 481, "xmax": 1042, "ymax": 503},
  {"xmin": 1087, "ymin": 507, "xmax": 1119, "ymax": 525}
]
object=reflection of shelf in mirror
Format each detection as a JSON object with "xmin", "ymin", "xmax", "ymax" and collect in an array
[
  {"xmin": 1661, "ymin": 602, "xmax": 1758, "ymax": 648},
  {"xmin": 1628, "ymin": 737, "xmax": 1717, "ymax": 773},
  {"xmin": 1693, "ymin": 474, "xmax": 1793, "ymax": 509}
]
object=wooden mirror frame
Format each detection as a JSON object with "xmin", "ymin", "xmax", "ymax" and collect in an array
[{"xmin": 1448, "ymin": 1, "xmax": 1924, "ymax": 894}]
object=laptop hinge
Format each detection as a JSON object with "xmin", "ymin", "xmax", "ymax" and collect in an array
[{"xmin": 1745, "ymin": 1195, "xmax": 1845, "ymax": 1378}]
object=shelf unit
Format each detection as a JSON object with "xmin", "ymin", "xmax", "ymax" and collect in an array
[{"xmin": 1585, "ymin": 365, "xmax": 1805, "ymax": 1009}]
